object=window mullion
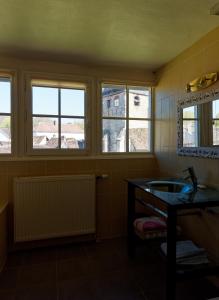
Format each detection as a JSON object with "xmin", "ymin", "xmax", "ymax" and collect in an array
[
  {"xmin": 102, "ymin": 116, "xmax": 126, "ymax": 120},
  {"xmin": 126, "ymin": 85, "xmax": 129, "ymax": 153},
  {"xmin": 58, "ymin": 88, "xmax": 61, "ymax": 149},
  {"xmin": 0, "ymin": 113, "xmax": 11, "ymax": 116},
  {"xmin": 128, "ymin": 117, "xmax": 151, "ymax": 121}
]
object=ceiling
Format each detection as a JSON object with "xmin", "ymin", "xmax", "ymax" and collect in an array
[{"xmin": 0, "ymin": 0, "xmax": 219, "ymax": 71}]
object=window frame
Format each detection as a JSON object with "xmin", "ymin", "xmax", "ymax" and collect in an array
[
  {"xmin": 99, "ymin": 81, "xmax": 154, "ymax": 155},
  {"xmin": 25, "ymin": 73, "xmax": 92, "ymax": 156},
  {"xmin": 0, "ymin": 71, "xmax": 17, "ymax": 157}
]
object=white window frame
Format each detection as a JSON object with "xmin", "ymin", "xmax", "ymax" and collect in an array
[
  {"xmin": 0, "ymin": 71, "xmax": 17, "ymax": 157},
  {"xmin": 24, "ymin": 73, "xmax": 92, "ymax": 156},
  {"xmin": 99, "ymin": 81, "xmax": 153, "ymax": 155}
]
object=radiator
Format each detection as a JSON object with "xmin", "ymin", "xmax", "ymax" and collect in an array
[{"xmin": 13, "ymin": 175, "xmax": 96, "ymax": 242}]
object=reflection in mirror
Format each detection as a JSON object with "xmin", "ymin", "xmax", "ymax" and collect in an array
[
  {"xmin": 181, "ymin": 100, "xmax": 219, "ymax": 148},
  {"xmin": 182, "ymin": 106, "xmax": 199, "ymax": 147},
  {"xmin": 177, "ymin": 87, "xmax": 219, "ymax": 158},
  {"xmin": 212, "ymin": 99, "xmax": 219, "ymax": 145}
]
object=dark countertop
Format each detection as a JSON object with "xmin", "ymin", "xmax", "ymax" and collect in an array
[{"xmin": 126, "ymin": 178, "xmax": 219, "ymax": 210}]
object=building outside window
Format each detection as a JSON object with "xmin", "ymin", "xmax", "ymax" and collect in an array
[
  {"xmin": 101, "ymin": 84, "xmax": 152, "ymax": 153},
  {"xmin": 0, "ymin": 77, "xmax": 12, "ymax": 154}
]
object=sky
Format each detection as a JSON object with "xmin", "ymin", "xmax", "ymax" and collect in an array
[
  {"xmin": 213, "ymin": 99, "xmax": 219, "ymax": 118},
  {"xmin": 32, "ymin": 86, "xmax": 85, "ymax": 116},
  {"xmin": 0, "ymin": 81, "xmax": 11, "ymax": 113}
]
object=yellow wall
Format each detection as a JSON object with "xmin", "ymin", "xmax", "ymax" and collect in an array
[
  {"xmin": 155, "ymin": 26, "xmax": 219, "ymax": 261},
  {"xmin": 0, "ymin": 55, "xmax": 158, "ymax": 255}
]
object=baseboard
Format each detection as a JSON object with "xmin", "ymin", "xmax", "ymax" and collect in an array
[{"xmin": 9, "ymin": 233, "xmax": 96, "ymax": 252}]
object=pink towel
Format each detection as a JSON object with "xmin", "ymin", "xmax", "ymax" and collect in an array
[{"xmin": 134, "ymin": 216, "xmax": 166, "ymax": 233}]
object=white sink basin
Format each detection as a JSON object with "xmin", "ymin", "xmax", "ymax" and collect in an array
[{"xmin": 147, "ymin": 180, "xmax": 194, "ymax": 194}]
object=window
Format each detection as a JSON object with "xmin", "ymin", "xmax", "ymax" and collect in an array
[
  {"xmin": 101, "ymin": 84, "xmax": 152, "ymax": 153},
  {"xmin": 182, "ymin": 105, "xmax": 199, "ymax": 147},
  {"xmin": 212, "ymin": 99, "xmax": 219, "ymax": 145},
  {"xmin": 2, "ymin": 74, "xmax": 153, "ymax": 158},
  {"xmin": 0, "ymin": 77, "xmax": 12, "ymax": 154},
  {"xmin": 29, "ymin": 79, "xmax": 87, "ymax": 153}
]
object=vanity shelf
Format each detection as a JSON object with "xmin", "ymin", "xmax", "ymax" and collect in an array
[
  {"xmin": 126, "ymin": 178, "xmax": 219, "ymax": 300},
  {"xmin": 176, "ymin": 263, "xmax": 219, "ymax": 280}
]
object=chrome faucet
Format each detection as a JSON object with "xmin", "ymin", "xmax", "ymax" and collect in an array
[{"xmin": 183, "ymin": 167, "xmax": 198, "ymax": 192}]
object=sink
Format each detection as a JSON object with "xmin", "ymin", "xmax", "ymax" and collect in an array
[{"xmin": 146, "ymin": 180, "xmax": 194, "ymax": 194}]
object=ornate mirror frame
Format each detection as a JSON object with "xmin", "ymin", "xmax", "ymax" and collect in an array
[{"xmin": 177, "ymin": 84, "xmax": 219, "ymax": 159}]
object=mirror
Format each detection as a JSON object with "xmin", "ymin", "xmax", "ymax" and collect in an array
[{"xmin": 177, "ymin": 85, "xmax": 219, "ymax": 158}]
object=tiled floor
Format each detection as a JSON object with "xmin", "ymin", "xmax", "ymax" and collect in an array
[{"xmin": 0, "ymin": 238, "xmax": 218, "ymax": 300}]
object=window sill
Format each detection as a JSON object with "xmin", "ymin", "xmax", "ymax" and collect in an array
[{"xmin": 0, "ymin": 153, "xmax": 155, "ymax": 161}]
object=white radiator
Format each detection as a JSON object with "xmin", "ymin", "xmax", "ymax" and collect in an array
[{"xmin": 13, "ymin": 175, "xmax": 96, "ymax": 242}]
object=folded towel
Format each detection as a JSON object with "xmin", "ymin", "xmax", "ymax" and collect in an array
[{"xmin": 133, "ymin": 216, "xmax": 166, "ymax": 233}]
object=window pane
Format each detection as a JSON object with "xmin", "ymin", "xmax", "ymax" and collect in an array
[
  {"xmin": 102, "ymin": 84, "xmax": 126, "ymax": 117},
  {"xmin": 183, "ymin": 106, "xmax": 197, "ymax": 119},
  {"xmin": 129, "ymin": 87, "xmax": 150, "ymax": 118},
  {"xmin": 213, "ymin": 120, "xmax": 219, "ymax": 145},
  {"xmin": 0, "ymin": 80, "xmax": 11, "ymax": 113},
  {"xmin": 32, "ymin": 86, "xmax": 58, "ymax": 115},
  {"xmin": 183, "ymin": 120, "xmax": 198, "ymax": 147},
  {"xmin": 61, "ymin": 89, "xmax": 85, "ymax": 116},
  {"xmin": 102, "ymin": 119, "xmax": 126, "ymax": 152},
  {"xmin": 0, "ymin": 116, "xmax": 11, "ymax": 153},
  {"xmin": 129, "ymin": 120, "xmax": 150, "ymax": 152},
  {"xmin": 61, "ymin": 118, "xmax": 85, "ymax": 149},
  {"xmin": 33, "ymin": 117, "xmax": 58, "ymax": 149},
  {"xmin": 212, "ymin": 99, "xmax": 219, "ymax": 119}
]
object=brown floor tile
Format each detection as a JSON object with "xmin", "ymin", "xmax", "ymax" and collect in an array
[
  {"xmin": 17, "ymin": 263, "xmax": 56, "ymax": 288},
  {"xmin": 144, "ymin": 287, "xmax": 165, "ymax": 300},
  {"xmin": 57, "ymin": 257, "xmax": 89, "ymax": 281},
  {"xmin": 57, "ymin": 244, "xmax": 87, "ymax": 261},
  {"xmin": 58, "ymin": 278, "xmax": 99, "ymax": 300},
  {"xmin": 94, "ymin": 269, "xmax": 145, "ymax": 300},
  {"xmin": 22, "ymin": 247, "xmax": 57, "ymax": 265},
  {"xmin": 15, "ymin": 283, "xmax": 57, "ymax": 300},
  {"xmin": 85, "ymin": 252, "xmax": 129, "ymax": 277},
  {"xmin": 0, "ymin": 290, "xmax": 16, "ymax": 300},
  {"xmin": 0, "ymin": 267, "xmax": 18, "ymax": 291},
  {"xmin": 0, "ymin": 238, "xmax": 218, "ymax": 300},
  {"xmin": 176, "ymin": 279, "xmax": 219, "ymax": 300},
  {"xmin": 84, "ymin": 240, "xmax": 120, "ymax": 259},
  {"xmin": 136, "ymin": 262, "xmax": 166, "ymax": 291},
  {"xmin": 6, "ymin": 252, "xmax": 27, "ymax": 268}
]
